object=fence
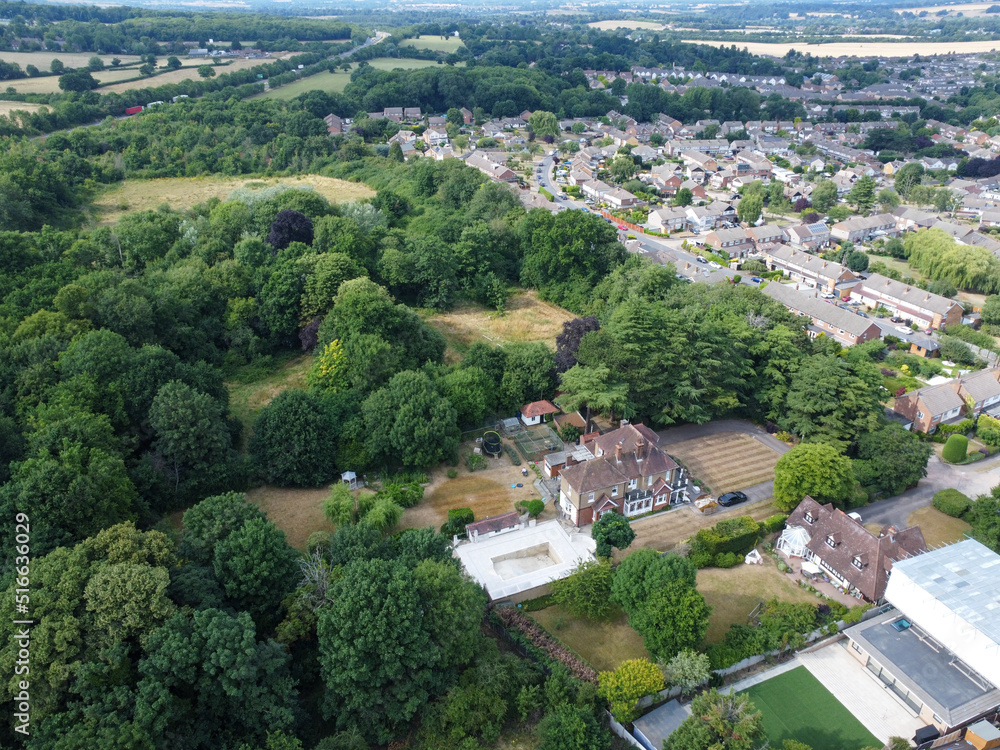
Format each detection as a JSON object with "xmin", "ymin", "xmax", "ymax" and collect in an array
[
  {"xmin": 512, "ymin": 425, "xmax": 563, "ymax": 461},
  {"xmin": 607, "ymin": 712, "xmax": 646, "ymax": 750},
  {"xmin": 597, "ymin": 208, "xmax": 647, "ymax": 234}
]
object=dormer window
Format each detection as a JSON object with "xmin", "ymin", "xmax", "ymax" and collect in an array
[
  {"xmin": 804, "ymin": 511, "xmax": 815, "ymax": 524},
  {"xmin": 852, "ymin": 556, "xmax": 864, "ymax": 570},
  {"xmin": 826, "ymin": 535, "xmax": 837, "ymax": 548}
]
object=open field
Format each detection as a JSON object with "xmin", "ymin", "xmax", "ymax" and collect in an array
[
  {"xmin": 906, "ymin": 505, "xmax": 971, "ymax": 546},
  {"xmin": 257, "ymin": 57, "xmax": 456, "ymax": 100},
  {"xmin": 697, "ymin": 561, "xmax": 820, "ymax": 644},
  {"xmin": 97, "ymin": 57, "xmax": 270, "ymax": 94},
  {"xmin": 621, "ymin": 500, "xmax": 783, "ymax": 557},
  {"xmin": 0, "ymin": 101, "xmax": 41, "ymax": 117},
  {"xmin": 0, "ymin": 51, "xmax": 142, "ymax": 69},
  {"xmin": 226, "ymin": 354, "xmax": 311, "ymax": 439},
  {"xmin": 530, "ymin": 604, "xmax": 649, "ymax": 671},
  {"xmin": 588, "ymin": 20, "xmax": 667, "ymax": 31},
  {"xmin": 423, "ymin": 291, "xmax": 573, "ymax": 363},
  {"xmin": 247, "ymin": 484, "xmax": 335, "ymax": 551},
  {"xmin": 398, "ymin": 455, "xmax": 551, "ymax": 531},
  {"xmin": 93, "ymin": 175, "xmax": 375, "ymax": 223},
  {"xmin": 896, "ymin": 2, "xmax": 997, "ymax": 15},
  {"xmin": 743, "ymin": 666, "xmax": 880, "ymax": 750},
  {"xmin": 684, "ymin": 38, "xmax": 1000, "ymax": 58},
  {"xmin": 667, "ymin": 432, "xmax": 781, "ymax": 495},
  {"xmin": 260, "ymin": 70, "xmax": 352, "ymax": 99},
  {"xmin": 865, "ymin": 253, "xmax": 926, "ymax": 283},
  {"xmin": 399, "ymin": 36, "xmax": 466, "ymax": 53}
]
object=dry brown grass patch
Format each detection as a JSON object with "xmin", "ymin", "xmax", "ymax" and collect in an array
[
  {"xmin": 530, "ymin": 604, "xmax": 649, "ymax": 671},
  {"xmin": 698, "ymin": 560, "xmax": 820, "ymax": 644},
  {"xmin": 906, "ymin": 506, "xmax": 971, "ymax": 547},
  {"xmin": 422, "ymin": 291, "xmax": 573, "ymax": 362},
  {"xmin": 97, "ymin": 57, "xmax": 268, "ymax": 94},
  {"xmin": 247, "ymin": 484, "xmax": 335, "ymax": 551},
  {"xmin": 94, "ymin": 175, "xmax": 375, "ymax": 223}
]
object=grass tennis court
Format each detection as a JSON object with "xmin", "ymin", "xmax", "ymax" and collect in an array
[{"xmin": 742, "ymin": 667, "xmax": 880, "ymax": 750}]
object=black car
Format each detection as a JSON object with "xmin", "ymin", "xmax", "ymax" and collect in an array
[{"xmin": 717, "ymin": 491, "xmax": 748, "ymax": 507}]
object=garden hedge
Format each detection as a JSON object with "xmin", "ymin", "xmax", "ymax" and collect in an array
[
  {"xmin": 932, "ymin": 488, "xmax": 972, "ymax": 518},
  {"xmin": 978, "ymin": 414, "xmax": 1000, "ymax": 447}
]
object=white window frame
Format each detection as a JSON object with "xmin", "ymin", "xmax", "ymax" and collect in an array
[
  {"xmin": 628, "ymin": 478, "xmax": 638, "ymax": 490},
  {"xmin": 588, "ymin": 492, "xmax": 595, "ymax": 504},
  {"xmin": 611, "ymin": 485, "xmax": 619, "ymax": 497}
]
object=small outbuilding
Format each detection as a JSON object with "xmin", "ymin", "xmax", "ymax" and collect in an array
[
  {"xmin": 520, "ymin": 400, "xmax": 559, "ymax": 426},
  {"xmin": 340, "ymin": 471, "xmax": 359, "ymax": 490}
]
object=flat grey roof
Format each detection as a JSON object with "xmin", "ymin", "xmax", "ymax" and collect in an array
[
  {"xmin": 890, "ymin": 539, "xmax": 1000, "ymax": 644},
  {"xmin": 634, "ymin": 699, "xmax": 690, "ymax": 750},
  {"xmin": 848, "ymin": 611, "xmax": 1000, "ymax": 725}
]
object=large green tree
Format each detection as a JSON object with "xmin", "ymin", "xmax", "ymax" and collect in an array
[
  {"xmin": 629, "ymin": 581, "xmax": 711, "ymax": 660},
  {"xmin": 773, "ymin": 442, "xmax": 857, "ymax": 512},
  {"xmin": 665, "ymin": 689, "xmax": 766, "ymax": 750},
  {"xmin": 249, "ymin": 389, "xmax": 339, "ymax": 486},
  {"xmin": 853, "ymin": 423, "xmax": 931, "ymax": 498}
]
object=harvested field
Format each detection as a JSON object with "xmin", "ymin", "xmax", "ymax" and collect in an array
[
  {"xmin": 247, "ymin": 484, "xmax": 335, "ymax": 551},
  {"xmin": 0, "ymin": 51, "xmax": 141, "ymax": 69},
  {"xmin": 398, "ymin": 454, "xmax": 552, "ymax": 532},
  {"xmin": 259, "ymin": 70, "xmax": 352, "ymax": 99},
  {"xmin": 621, "ymin": 500, "xmax": 783, "ymax": 558},
  {"xmin": 530, "ymin": 604, "xmax": 649, "ymax": 671},
  {"xmin": 422, "ymin": 290, "xmax": 573, "ymax": 363},
  {"xmin": 93, "ymin": 175, "xmax": 374, "ymax": 223},
  {"xmin": 0, "ymin": 101, "xmax": 41, "ymax": 117},
  {"xmin": 684, "ymin": 38, "xmax": 1000, "ymax": 57},
  {"xmin": 905, "ymin": 506, "xmax": 971, "ymax": 547},
  {"xmin": 896, "ymin": 2, "xmax": 997, "ymax": 15},
  {"xmin": 97, "ymin": 57, "xmax": 269, "ymax": 93},
  {"xmin": 698, "ymin": 560, "xmax": 820, "ymax": 644},
  {"xmin": 667, "ymin": 432, "xmax": 780, "ymax": 495},
  {"xmin": 399, "ymin": 36, "xmax": 466, "ymax": 53},
  {"xmin": 588, "ymin": 20, "xmax": 667, "ymax": 30}
]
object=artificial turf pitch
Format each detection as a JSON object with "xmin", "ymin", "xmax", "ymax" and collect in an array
[{"xmin": 742, "ymin": 667, "xmax": 881, "ymax": 750}]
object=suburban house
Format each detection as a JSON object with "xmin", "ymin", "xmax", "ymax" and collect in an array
[
  {"xmin": 844, "ymin": 540, "xmax": 1000, "ymax": 734},
  {"xmin": 786, "ymin": 222, "xmax": 831, "ymax": 251},
  {"xmin": 423, "ymin": 128, "xmax": 449, "ymax": 146},
  {"xmin": 892, "ymin": 369, "xmax": 1000, "ymax": 433},
  {"xmin": 762, "ymin": 283, "xmax": 882, "ymax": 347},
  {"xmin": 686, "ymin": 204, "xmax": 735, "ymax": 232},
  {"xmin": 323, "ymin": 113, "xmax": 343, "ymax": 134},
  {"xmin": 830, "ymin": 213, "xmax": 899, "ymax": 243},
  {"xmin": 777, "ymin": 496, "xmax": 926, "ymax": 602},
  {"xmin": 520, "ymin": 400, "xmax": 559, "ymax": 427},
  {"xmin": 604, "ymin": 187, "xmax": 640, "ymax": 209},
  {"xmin": 581, "ymin": 179, "xmax": 613, "ymax": 201},
  {"xmin": 764, "ymin": 244, "xmax": 857, "ymax": 293},
  {"xmin": 646, "ymin": 207, "xmax": 688, "ymax": 233},
  {"xmin": 465, "ymin": 152, "xmax": 518, "ymax": 183},
  {"xmin": 850, "ymin": 274, "xmax": 964, "ymax": 330},
  {"xmin": 704, "ymin": 226, "xmax": 752, "ymax": 256},
  {"xmin": 557, "ymin": 423, "xmax": 687, "ymax": 526},
  {"xmin": 893, "ymin": 206, "xmax": 938, "ymax": 232},
  {"xmin": 747, "ymin": 224, "xmax": 789, "ymax": 248}
]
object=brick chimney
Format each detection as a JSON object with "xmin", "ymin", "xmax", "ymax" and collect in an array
[
  {"xmin": 615, "ymin": 441, "xmax": 623, "ymax": 463},
  {"xmin": 636, "ymin": 438, "xmax": 646, "ymax": 461}
]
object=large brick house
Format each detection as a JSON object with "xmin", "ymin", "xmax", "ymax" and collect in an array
[
  {"xmin": 892, "ymin": 369, "xmax": 1000, "ymax": 433},
  {"xmin": 557, "ymin": 423, "xmax": 687, "ymax": 526},
  {"xmin": 850, "ymin": 274, "xmax": 963, "ymax": 330},
  {"xmin": 777, "ymin": 497, "xmax": 926, "ymax": 602}
]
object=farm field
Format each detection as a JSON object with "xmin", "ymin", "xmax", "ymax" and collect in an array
[
  {"xmin": 0, "ymin": 101, "xmax": 41, "ymax": 117},
  {"xmin": 685, "ymin": 38, "xmax": 1000, "ymax": 57},
  {"xmin": 588, "ymin": 20, "xmax": 667, "ymax": 30},
  {"xmin": 258, "ymin": 57, "xmax": 455, "ymax": 100},
  {"xmin": 621, "ymin": 500, "xmax": 783, "ymax": 557},
  {"xmin": 697, "ymin": 560, "xmax": 819, "ymax": 644},
  {"xmin": 97, "ymin": 57, "xmax": 272, "ymax": 94},
  {"xmin": 905, "ymin": 505, "xmax": 971, "ymax": 547},
  {"xmin": 667, "ymin": 432, "xmax": 781, "ymax": 495},
  {"xmin": 399, "ymin": 36, "xmax": 466, "ymax": 53},
  {"xmin": 896, "ymin": 1, "xmax": 997, "ymax": 15},
  {"xmin": 93, "ymin": 174, "xmax": 375, "ymax": 223},
  {"xmin": 743, "ymin": 666, "xmax": 880, "ymax": 750},
  {"xmin": 422, "ymin": 290, "xmax": 574, "ymax": 363},
  {"xmin": 530, "ymin": 604, "xmax": 649, "ymax": 671},
  {"xmin": 0, "ymin": 51, "xmax": 142, "ymax": 69}
]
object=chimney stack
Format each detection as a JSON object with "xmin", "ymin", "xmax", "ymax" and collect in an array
[
  {"xmin": 636, "ymin": 438, "xmax": 646, "ymax": 461},
  {"xmin": 615, "ymin": 441, "xmax": 623, "ymax": 463}
]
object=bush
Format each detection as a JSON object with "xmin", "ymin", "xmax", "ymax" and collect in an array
[
  {"xmin": 938, "ymin": 419, "xmax": 974, "ymax": 437},
  {"xmin": 558, "ymin": 423, "xmax": 581, "ymax": 443},
  {"xmin": 520, "ymin": 498, "xmax": 545, "ymax": 518},
  {"xmin": 942, "ymin": 434, "xmax": 969, "ymax": 463},
  {"xmin": 713, "ymin": 552, "xmax": 742, "ymax": 568},
  {"xmin": 842, "ymin": 605, "xmax": 870, "ymax": 625},
  {"xmin": 690, "ymin": 516, "xmax": 762, "ymax": 559},
  {"xmin": 762, "ymin": 514, "xmax": 788, "ymax": 533},
  {"xmin": 933, "ymin": 488, "xmax": 972, "ymax": 517},
  {"xmin": 689, "ymin": 549, "xmax": 713, "ymax": 569},
  {"xmin": 441, "ymin": 507, "xmax": 474, "ymax": 537},
  {"xmin": 447, "ymin": 468, "xmax": 458, "ymax": 479},
  {"xmin": 505, "ymin": 445, "xmax": 521, "ymax": 466},
  {"xmin": 466, "ymin": 452, "xmax": 486, "ymax": 472},
  {"xmin": 978, "ymin": 413, "xmax": 1000, "ymax": 447}
]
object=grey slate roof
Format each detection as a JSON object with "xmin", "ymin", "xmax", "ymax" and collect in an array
[{"xmin": 762, "ymin": 283, "xmax": 878, "ymax": 338}]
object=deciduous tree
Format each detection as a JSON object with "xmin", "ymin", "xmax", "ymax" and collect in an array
[
  {"xmin": 550, "ymin": 559, "xmax": 614, "ymax": 620},
  {"xmin": 591, "ymin": 512, "xmax": 635, "ymax": 557},
  {"xmin": 773, "ymin": 442, "xmax": 857, "ymax": 512},
  {"xmin": 598, "ymin": 658, "xmax": 664, "ymax": 723}
]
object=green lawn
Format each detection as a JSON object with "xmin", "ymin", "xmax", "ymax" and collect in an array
[
  {"xmin": 258, "ymin": 57, "xmax": 460, "ymax": 100},
  {"xmin": 742, "ymin": 667, "xmax": 880, "ymax": 750},
  {"xmin": 399, "ymin": 36, "xmax": 466, "ymax": 53}
]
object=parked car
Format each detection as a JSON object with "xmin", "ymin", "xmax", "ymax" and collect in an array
[
  {"xmin": 718, "ymin": 491, "xmax": 749, "ymax": 507},
  {"xmin": 696, "ymin": 255, "xmax": 708, "ymax": 264},
  {"xmin": 750, "ymin": 276, "xmax": 763, "ymax": 284},
  {"xmin": 821, "ymin": 292, "xmax": 835, "ymax": 299},
  {"xmin": 890, "ymin": 316, "xmax": 905, "ymax": 323},
  {"xmin": 857, "ymin": 311, "xmax": 869, "ymax": 318},
  {"xmin": 617, "ymin": 224, "xmax": 627, "ymax": 230},
  {"xmin": 708, "ymin": 261, "xmax": 722, "ymax": 269},
  {"xmin": 894, "ymin": 325, "xmax": 911, "ymax": 335}
]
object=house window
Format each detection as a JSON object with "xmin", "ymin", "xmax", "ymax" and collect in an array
[
  {"xmin": 647, "ymin": 476, "xmax": 653, "ymax": 487},
  {"xmin": 851, "ymin": 642, "xmax": 863, "ymax": 654},
  {"xmin": 628, "ymin": 478, "xmax": 638, "ymax": 490},
  {"xmin": 826, "ymin": 535, "xmax": 837, "ymax": 548},
  {"xmin": 852, "ymin": 556, "xmax": 863, "ymax": 570},
  {"xmin": 611, "ymin": 485, "xmax": 618, "ymax": 497},
  {"xmin": 588, "ymin": 492, "xmax": 594, "ymax": 504},
  {"xmin": 916, "ymin": 410, "xmax": 924, "ymax": 419},
  {"xmin": 804, "ymin": 511, "xmax": 814, "ymax": 524}
]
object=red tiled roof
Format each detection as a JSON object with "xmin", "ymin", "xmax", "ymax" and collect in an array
[
  {"xmin": 521, "ymin": 400, "xmax": 559, "ymax": 418},
  {"xmin": 466, "ymin": 512, "xmax": 521, "ymax": 536}
]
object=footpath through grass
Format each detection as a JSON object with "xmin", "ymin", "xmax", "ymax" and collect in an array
[{"xmin": 743, "ymin": 666, "xmax": 880, "ymax": 750}]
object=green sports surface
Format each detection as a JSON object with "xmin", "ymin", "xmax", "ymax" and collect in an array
[{"xmin": 742, "ymin": 666, "xmax": 881, "ymax": 750}]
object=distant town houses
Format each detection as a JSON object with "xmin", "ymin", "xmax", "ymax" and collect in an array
[{"xmin": 850, "ymin": 274, "xmax": 964, "ymax": 330}]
